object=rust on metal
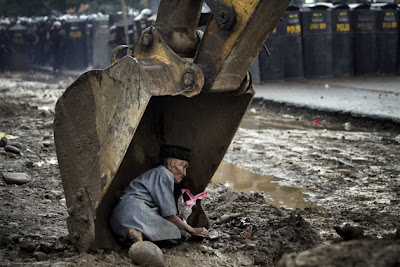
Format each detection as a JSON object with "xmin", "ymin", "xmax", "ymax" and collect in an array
[
  {"xmin": 155, "ymin": 0, "xmax": 203, "ymax": 57},
  {"xmin": 194, "ymin": 0, "xmax": 291, "ymax": 92}
]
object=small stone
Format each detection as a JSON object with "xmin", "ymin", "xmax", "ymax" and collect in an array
[
  {"xmin": 5, "ymin": 145, "xmax": 21, "ymax": 154},
  {"xmin": 60, "ymin": 198, "xmax": 66, "ymax": 205},
  {"xmin": 200, "ymin": 245, "xmax": 215, "ymax": 254},
  {"xmin": 40, "ymin": 110, "xmax": 52, "ymax": 117},
  {"xmin": 20, "ymin": 125, "xmax": 31, "ymax": 130},
  {"xmin": 7, "ymin": 153, "xmax": 17, "ymax": 159},
  {"xmin": 43, "ymin": 135, "xmax": 52, "ymax": 140},
  {"xmin": 8, "ymin": 222, "xmax": 19, "ymax": 227},
  {"xmin": 19, "ymin": 239, "xmax": 37, "ymax": 252},
  {"xmin": 128, "ymin": 241, "xmax": 165, "ymax": 267},
  {"xmin": 244, "ymin": 243, "xmax": 256, "ymax": 250},
  {"xmin": 0, "ymin": 137, "xmax": 8, "ymax": 147},
  {"xmin": 42, "ymin": 121, "xmax": 53, "ymax": 128},
  {"xmin": 220, "ymin": 215, "xmax": 230, "ymax": 224},
  {"xmin": 33, "ymin": 251, "xmax": 48, "ymax": 261},
  {"xmin": 212, "ymin": 243, "xmax": 225, "ymax": 249},
  {"xmin": 11, "ymin": 235, "xmax": 21, "ymax": 244},
  {"xmin": 220, "ymin": 233, "xmax": 231, "ymax": 239},
  {"xmin": 333, "ymin": 224, "xmax": 364, "ymax": 240},
  {"xmin": 38, "ymin": 242, "xmax": 53, "ymax": 253},
  {"xmin": 9, "ymin": 142, "xmax": 22, "ymax": 149},
  {"xmin": 25, "ymin": 161, "xmax": 35, "ymax": 168},
  {"xmin": 220, "ymin": 213, "xmax": 241, "ymax": 224},
  {"xmin": 2, "ymin": 172, "xmax": 32, "ymax": 185},
  {"xmin": 42, "ymin": 141, "xmax": 53, "ymax": 147}
]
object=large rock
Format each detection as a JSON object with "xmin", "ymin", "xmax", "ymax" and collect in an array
[
  {"xmin": 128, "ymin": 241, "xmax": 165, "ymax": 267},
  {"xmin": 279, "ymin": 239, "xmax": 400, "ymax": 267},
  {"xmin": 2, "ymin": 172, "xmax": 31, "ymax": 185}
]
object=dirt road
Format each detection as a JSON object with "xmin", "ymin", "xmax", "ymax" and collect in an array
[{"xmin": 0, "ymin": 72, "xmax": 399, "ymax": 266}]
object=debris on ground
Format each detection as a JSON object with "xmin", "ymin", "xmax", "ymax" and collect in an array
[{"xmin": 0, "ymin": 72, "xmax": 399, "ymax": 266}]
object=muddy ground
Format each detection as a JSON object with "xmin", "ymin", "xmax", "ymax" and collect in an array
[{"xmin": 0, "ymin": 72, "xmax": 399, "ymax": 266}]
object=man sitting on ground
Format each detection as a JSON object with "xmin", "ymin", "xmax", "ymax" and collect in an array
[{"xmin": 109, "ymin": 144, "xmax": 209, "ymax": 244}]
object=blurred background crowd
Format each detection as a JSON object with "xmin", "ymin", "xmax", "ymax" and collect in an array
[
  {"xmin": 0, "ymin": 0, "xmax": 161, "ymax": 74},
  {"xmin": 0, "ymin": 0, "xmax": 399, "ymax": 80}
]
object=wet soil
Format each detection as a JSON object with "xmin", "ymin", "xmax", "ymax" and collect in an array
[{"xmin": 0, "ymin": 72, "xmax": 399, "ymax": 266}]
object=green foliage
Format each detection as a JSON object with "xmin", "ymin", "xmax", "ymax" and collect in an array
[
  {"xmin": 0, "ymin": 0, "xmax": 152, "ymax": 17},
  {"xmin": 0, "ymin": 0, "xmax": 49, "ymax": 16},
  {"xmin": 139, "ymin": 0, "xmax": 148, "ymax": 10},
  {"xmin": 0, "ymin": 0, "xmax": 132, "ymax": 16},
  {"xmin": 42, "ymin": 0, "xmax": 66, "ymax": 12},
  {"xmin": 87, "ymin": 0, "xmax": 122, "ymax": 13}
]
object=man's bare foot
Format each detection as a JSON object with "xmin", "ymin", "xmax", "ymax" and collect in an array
[{"xmin": 128, "ymin": 228, "xmax": 143, "ymax": 243}]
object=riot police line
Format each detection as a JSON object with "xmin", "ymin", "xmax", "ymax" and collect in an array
[
  {"xmin": 0, "ymin": 3, "xmax": 399, "ymax": 79},
  {"xmin": 255, "ymin": 2, "xmax": 400, "ymax": 82},
  {"xmin": 0, "ymin": 8, "xmax": 154, "ymax": 74}
]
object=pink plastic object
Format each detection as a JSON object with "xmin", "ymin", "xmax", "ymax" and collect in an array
[{"xmin": 181, "ymin": 189, "xmax": 208, "ymax": 206}]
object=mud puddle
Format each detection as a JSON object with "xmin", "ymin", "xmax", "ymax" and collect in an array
[
  {"xmin": 212, "ymin": 161, "xmax": 321, "ymax": 210},
  {"xmin": 241, "ymin": 109, "xmax": 367, "ymax": 133},
  {"xmin": 223, "ymin": 106, "xmax": 400, "ymax": 241}
]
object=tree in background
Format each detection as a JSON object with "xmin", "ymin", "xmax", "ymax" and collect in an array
[
  {"xmin": 0, "ymin": 0, "xmax": 156, "ymax": 17},
  {"xmin": 0, "ymin": 0, "xmax": 48, "ymax": 17},
  {"xmin": 86, "ymin": 0, "xmax": 123, "ymax": 13},
  {"xmin": 43, "ymin": 0, "xmax": 95, "ymax": 14}
]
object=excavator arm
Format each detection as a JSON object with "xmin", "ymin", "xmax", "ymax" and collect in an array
[{"xmin": 54, "ymin": 0, "xmax": 290, "ymax": 252}]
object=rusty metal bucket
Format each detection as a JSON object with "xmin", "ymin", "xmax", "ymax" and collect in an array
[
  {"xmin": 54, "ymin": 0, "xmax": 289, "ymax": 252},
  {"xmin": 54, "ymin": 53, "xmax": 253, "ymax": 251}
]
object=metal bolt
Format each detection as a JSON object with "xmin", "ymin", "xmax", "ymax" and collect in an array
[
  {"xmin": 183, "ymin": 71, "xmax": 195, "ymax": 86},
  {"xmin": 218, "ymin": 11, "xmax": 229, "ymax": 24},
  {"xmin": 216, "ymin": 6, "xmax": 237, "ymax": 30}
]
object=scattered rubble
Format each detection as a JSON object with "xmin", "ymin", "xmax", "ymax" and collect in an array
[{"xmin": 0, "ymin": 72, "xmax": 399, "ymax": 266}]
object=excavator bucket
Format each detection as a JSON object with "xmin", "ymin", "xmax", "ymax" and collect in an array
[{"xmin": 54, "ymin": 0, "xmax": 290, "ymax": 252}]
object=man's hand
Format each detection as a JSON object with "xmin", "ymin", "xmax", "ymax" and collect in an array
[
  {"xmin": 192, "ymin": 227, "xmax": 210, "ymax": 238},
  {"xmin": 166, "ymin": 215, "xmax": 210, "ymax": 238}
]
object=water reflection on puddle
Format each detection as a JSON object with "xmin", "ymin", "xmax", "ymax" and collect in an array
[
  {"xmin": 241, "ymin": 113, "xmax": 365, "ymax": 132},
  {"xmin": 212, "ymin": 161, "xmax": 321, "ymax": 210}
]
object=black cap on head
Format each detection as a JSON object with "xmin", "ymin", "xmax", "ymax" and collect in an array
[{"xmin": 160, "ymin": 144, "xmax": 191, "ymax": 162}]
